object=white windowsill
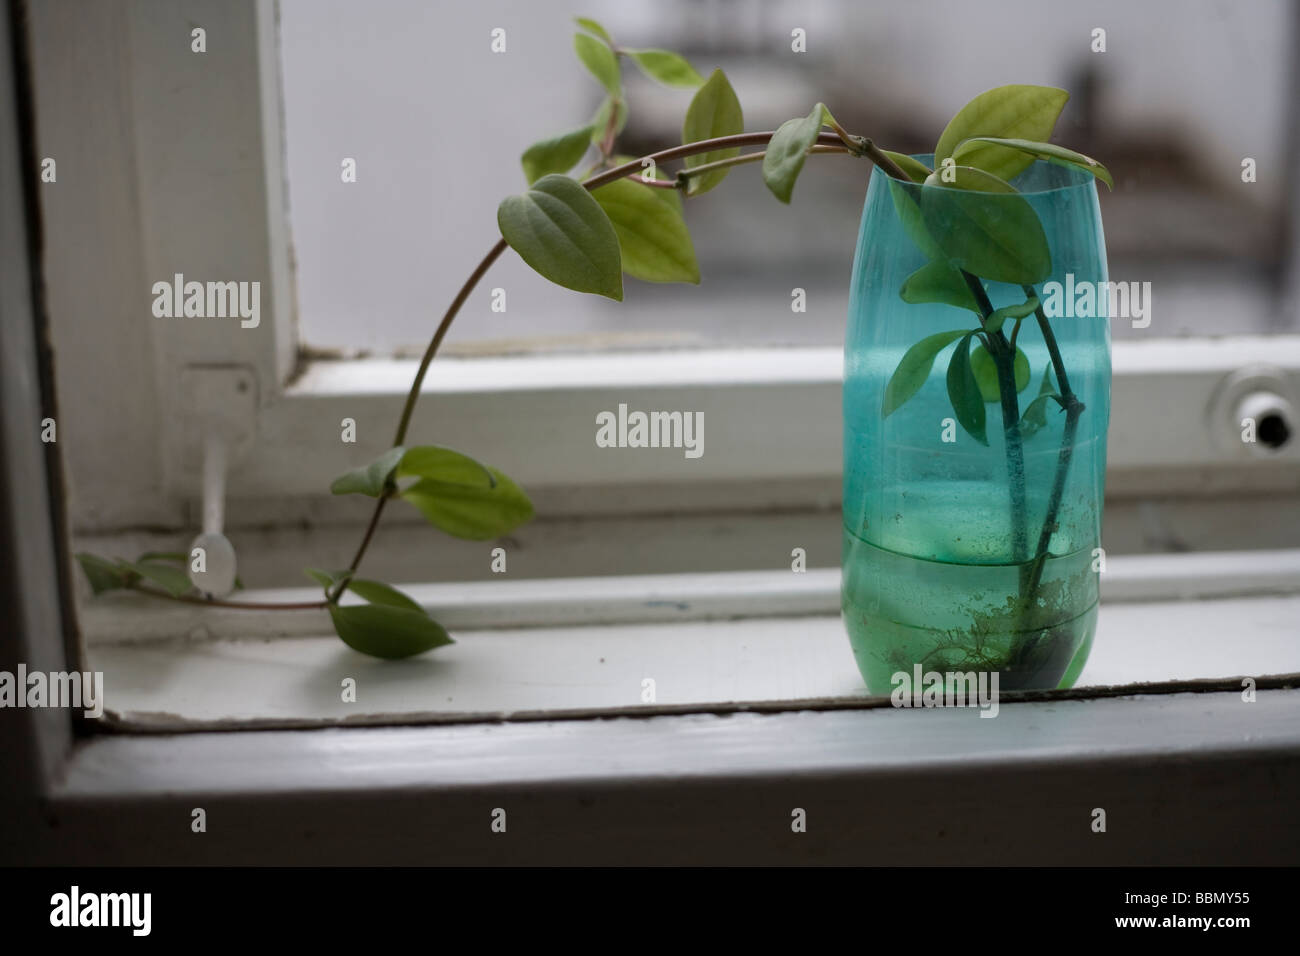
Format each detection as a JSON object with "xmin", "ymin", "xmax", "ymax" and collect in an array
[{"xmin": 80, "ymin": 550, "xmax": 1300, "ymax": 729}]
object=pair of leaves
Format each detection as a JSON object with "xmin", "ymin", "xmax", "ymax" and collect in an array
[
  {"xmin": 76, "ymin": 550, "xmax": 246, "ymax": 598},
  {"xmin": 306, "ymin": 568, "xmax": 452, "ymax": 660},
  {"xmin": 880, "ymin": 330, "xmax": 1031, "ymax": 443},
  {"xmin": 573, "ymin": 16, "xmax": 703, "ymax": 89},
  {"xmin": 331, "ymin": 444, "xmax": 534, "ymax": 540}
]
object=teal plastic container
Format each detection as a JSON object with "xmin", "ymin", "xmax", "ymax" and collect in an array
[{"xmin": 843, "ymin": 156, "xmax": 1110, "ymax": 693}]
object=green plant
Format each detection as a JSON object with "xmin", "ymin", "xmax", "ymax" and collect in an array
[{"xmin": 77, "ymin": 16, "xmax": 1109, "ymax": 661}]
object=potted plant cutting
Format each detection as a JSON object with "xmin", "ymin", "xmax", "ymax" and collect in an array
[{"xmin": 76, "ymin": 14, "xmax": 1112, "ymax": 692}]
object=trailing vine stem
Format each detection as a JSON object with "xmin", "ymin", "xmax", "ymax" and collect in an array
[{"xmin": 140, "ymin": 129, "xmax": 867, "ymax": 612}]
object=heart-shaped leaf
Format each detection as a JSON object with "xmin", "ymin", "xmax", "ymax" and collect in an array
[
  {"xmin": 328, "ymin": 604, "xmax": 453, "ymax": 660},
  {"xmin": 681, "ymin": 69, "xmax": 743, "ymax": 195},
  {"xmin": 934, "ymin": 85, "xmax": 1069, "ymax": 181},
  {"xmin": 330, "ymin": 446, "xmax": 406, "ymax": 498},
  {"xmin": 627, "ymin": 49, "xmax": 703, "ymax": 88},
  {"xmin": 761, "ymin": 103, "xmax": 826, "ymax": 203},
  {"xmin": 882, "ymin": 329, "xmax": 972, "ymax": 418},
  {"xmin": 345, "ymin": 578, "xmax": 423, "ymax": 612},
  {"xmin": 952, "ymin": 136, "xmax": 1113, "ymax": 189},
  {"xmin": 900, "ymin": 259, "xmax": 980, "ymax": 313},
  {"xmin": 946, "ymin": 333, "xmax": 988, "ymax": 445},
  {"xmin": 400, "ymin": 467, "xmax": 534, "ymax": 540},
  {"xmin": 574, "ymin": 32, "xmax": 621, "ymax": 96},
  {"xmin": 521, "ymin": 125, "xmax": 595, "ymax": 184},
  {"xmin": 919, "ymin": 177, "xmax": 1052, "ymax": 284},
  {"xmin": 128, "ymin": 560, "xmax": 193, "ymax": 597},
  {"xmin": 970, "ymin": 343, "xmax": 1031, "ymax": 403},
  {"xmin": 593, "ymin": 178, "xmax": 699, "ymax": 283},
  {"xmin": 497, "ymin": 174, "xmax": 623, "ymax": 300},
  {"xmin": 397, "ymin": 445, "xmax": 496, "ymax": 488}
]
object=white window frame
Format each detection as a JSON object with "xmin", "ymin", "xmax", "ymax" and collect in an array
[
  {"xmin": 27, "ymin": 0, "xmax": 1300, "ymax": 539},
  {"xmin": 8, "ymin": 0, "xmax": 1300, "ymax": 867}
]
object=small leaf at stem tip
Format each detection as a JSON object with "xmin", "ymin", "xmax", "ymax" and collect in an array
[
  {"xmin": 881, "ymin": 329, "xmax": 972, "ymax": 418},
  {"xmin": 76, "ymin": 553, "xmax": 135, "ymax": 595},
  {"xmin": 574, "ymin": 32, "xmax": 621, "ymax": 97},
  {"xmin": 952, "ymin": 136, "xmax": 1113, "ymax": 189},
  {"xmin": 497, "ymin": 174, "xmax": 623, "ymax": 300},
  {"xmin": 681, "ymin": 69, "xmax": 744, "ymax": 195},
  {"xmin": 984, "ymin": 296, "xmax": 1040, "ymax": 334},
  {"xmin": 330, "ymin": 446, "xmax": 405, "ymax": 497},
  {"xmin": 970, "ymin": 343, "xmax": 1031, "ymax": 403},
  {"xmin": 397, "ymin": 445, "xmax": 496, "ymax": 488},
  {"xmin": 573, "ymin": 16, "xmax": 613, "ymax": 45},
  {"xmin": 900, "ymin": 259, "xmax": 981, "ymax": 313},
  {"xmin": 328, "ymin": 604, "xmax": 453, "ymax": 660},
  {"xmin": 761, "ymin": 103, "xmax": 825, "ymax": 204},
  {"xmin": 1020, "ymin": 367, "xmax": 1060, "ymax": 438},
  {"xmin": 593, "ymin": 178, "xmax": 700, "ymax": 284},
  {"xmin": 345, "ymin": 578, "xmax": 423, "ymax": 613},
  {"xmin": 946, "ymin": 333, "xmax": 989, "ymax": 445},
  {"xmin": 934, "ymin": 85, "xmax": 1070, "ymax": 182},
  {"xmin": 627, "ymin": 49, "xmax": 704, "ymax": 88},
  {"xmin": 521, "ymin": 125, "xmax": 595, "ymax": 184},
  {"xmin": 882, "ymin": 150, "xmax": 933, "ymax": 183},
  {"xmin": 399, "ymin": 467, "xmax": 535, "ymax": 541}
]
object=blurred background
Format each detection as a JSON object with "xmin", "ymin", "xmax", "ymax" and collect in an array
[{"xmin": 280, "ymin": 0, "xmax": 1297, "ymax": 355}]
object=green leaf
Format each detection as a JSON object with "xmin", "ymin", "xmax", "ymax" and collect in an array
[
  {"xmin": 681, "ymin": 69, "xmax": 744, "ymax": 195},
  {"xmin": 984, "ymin": 296, "xmax": 1040, "ymax": 334},
  {"xmin": 761, "ymin": 103, "xmax": 825, "ymax": 204},
  {"xmin": 627, "ymin": 49, "xmax": 704, "ymax": 88},
  {"xmin": 923, "ymin": 164, "xmax": 1018, "ymax": 193},
  {"xmin": 952, "ymin": 136, "xmax": 1113, "ymax": 189},
  {"xmin": 970, "ymin": 344, "xmax": 1031, "ymax": 403},
  {"xmin": 574, "ymin": 33, "xmax": 621, "ymax": 96},
  {"xmin": 397, "ymin": 445, "xmax": 496, "ymax": 488},
  {"xmin": 521, "ymin": 125, "xmax": 595, "ymax": 184},
  {"xmin": 573, "ymin": 16, "xmax": 613, "ymax": 45},
  {"xmin": 1020, "ymin": 367, "xmax": 1060, "ymax": 439},
  {"xmin": 881, "ymin": 329, "xmax": 972, "ymax": 418},
  {"xmin": 900, "ymin": 259, "xmax": 980, "ymax": 313},
  {"xmin": 919, "ymin": 176, "xmax": 1052, "ymax": 284},
  {"xmin": 400, "ymin": 467, "xmax": 534, "ymax": 540},
  {"xmin": 590, "ymin": 97, "xmax": 628, "ymax": 145},
  {"xmin": 946, "ymin": 333, "xmax": 988, "ymax": 445},
  {"xmin": 592, "ymin": 178, "xmax": 699, "ymax": 284},
  {"xmin": 330, "ymin": 446, "xmax": 406, "ymax": 498},
  {"xmin": 497, "ymin": 173, "xmax": 623, "ymax": 300},
  {"xmin": 882, "ymin": 150, "xmax": 933, "ymax": 183},
  {"xmin": 128, "ymin": 560, "xmax": 193, "ymax": 597},
  {"xmin": 76, "ymin": 553, "xmax": 135, "ymax": 595},
  {"xmin": 328, "ymin": 604, "xmax": 453, "ymax": 660},
  {"xmin": 346, "ymin": 578, "xmax": 423, "ymax": 612},
  {"xmin": 305, "ymin": 567, "xmax": 352, "ymax": 592},
  {"xmin": 934, "ymin": 85, "xmax": 1069, "ymax": 182}
]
